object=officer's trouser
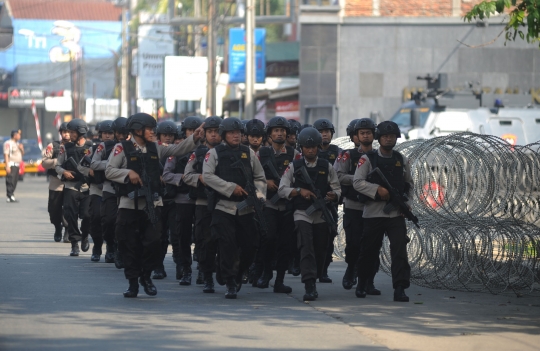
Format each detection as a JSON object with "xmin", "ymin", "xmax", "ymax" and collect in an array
[
  {"xmin": 357, "ymin": 217, "xmax": 410, "ymax": 289},
  {"xmin": 175, "ymin": 203, "xmax": 196, "ymax": 272},
  {"xmin": 259, "ymin": 207, "xmax": 295, "ymax": 275},
  {"xmin": 5, "ymin": 166, "xmax": 19, "ymax": 198},
  {"xmin": 156, "ymin": 201, "xmax": 175, "ymax": 271},
  {"xmin": 63, "ymin": 188, "xmax": 90, "ymax": 242},
  {"xmin": 211, "ymin": 209, "xmax": 258, "ymax": 282},
  {"xmin": 48, "ymin": 189, "xmax": 64, "ymax": 227},
  {"xmin": 195, "ymin": 205, "xmax": 217, "ymax": 274},
  {"xmin": 295, "ymin": 220, "xmax": 329, "ymax": 283},
  {"xmin": 100, "ymin": 192, "xmax": 117, "ymax": 245},
  {"xmin": 116, "ymin": 207, "xmax": 163, "ymax": 280},
  {"xmin": 89, "ymin": 194, "xmax": 103, "ymax": 254}
]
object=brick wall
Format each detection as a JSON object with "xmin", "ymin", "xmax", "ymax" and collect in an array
[{"xmin": 345, "ymin": 0, "xmax": 484, "ymax": 17}]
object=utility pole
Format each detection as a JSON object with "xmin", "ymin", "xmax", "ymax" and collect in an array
[
  {"xmin": 120, "ymin": 3, "xmax": 129, "ymax": 117},
  {"xmin": 206, "ymin": 0, "xmax": 216, "ymax": 116},
  {"xmin": 245, "ymin": 0, "xmax": 255, "ymax": 120}
]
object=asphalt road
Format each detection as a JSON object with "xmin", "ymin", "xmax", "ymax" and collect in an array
[{"xmin": 0, "ymin": 177, "xmax": 539, "ymax": 351}]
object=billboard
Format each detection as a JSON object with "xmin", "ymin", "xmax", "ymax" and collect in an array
[
  {"xmin": 164, "ymin": 56, "xmax": 208, "ymax": 101},
  {"xmin": 228, "ymin": 28, "xmax": 266, "ymax": 84},
  {"xmin": 0, "ymin": 19, "xmax": 121, "ymax": 71},
  {"xmin": 137, "ymin": 25, "xmax": 175, "ymax": 99}
]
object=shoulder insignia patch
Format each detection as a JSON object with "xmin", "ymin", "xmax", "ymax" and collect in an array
[
  {"xmin": 204, "ymin": 152, "xmax": 211, "ymax": 163},
  {"xmin": 96, "ymin": 144, "xmax": 104, "ymax": 153},
  {"xmin": 114, "ymin": 145, "xmax": 123, "ymax": 156},
  {"xmin": 357, "ymin": 158, "xmax": 366, "ymax": 168},
  {"xmin": 395, "ymin": 161, "xmax": 402, "ymax": 167},
  {"xmin": 188, "ymin": 153, "xmax": 196, "ymax": 162},
  {"xmin": 241, "ymin": 152, "xmax": 248, "ymax": 159}
]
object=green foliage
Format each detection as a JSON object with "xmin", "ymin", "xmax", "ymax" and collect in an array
[{"xmin": 464, "ymin": 0, "xmax": 540, "ymax": 46}]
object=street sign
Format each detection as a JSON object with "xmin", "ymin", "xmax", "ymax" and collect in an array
[
  {"xmin": 228, "ymin": 28, "xmax": 266, "ymax": 84},
  {"xmin": 137, "ymin": 24, "xmax": 175, "ymax": 99},
  {"xmin": 164, "ymin": 56, "xmax": 208, "ymax": 101},
  {"xmin": 8, "ymin": 88, "xmax": 45, "ymax": 108}
]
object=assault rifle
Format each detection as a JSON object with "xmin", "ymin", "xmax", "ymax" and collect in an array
[
  {"xmin": 294, "ymin": 165, "xmax": 338, "ymax": 237},
  {"xmin": 366, "ymin": 167, "xmax": 420, "ymax": 228},
  {"xmin": 127, "ymin": 153, "xmax": 159, "ymax": 228},
  {"xmin": 231, "ymin": 158, "xmax": 269, "ymax": 234},
  {"xmin": 66, "ymin": 157, "xmax": 87, "ymax": 190},
  {"xmin": 261, "ymin": 159, "xmax": 283, "ymax": 205}
]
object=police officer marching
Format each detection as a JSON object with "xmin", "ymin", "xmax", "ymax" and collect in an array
[
  {"xmin": 182, "ymin": 116, "xmax": 223, "ymax": 293},
  {"xmin": 353, "ymin": 121, "xmax": 413, "ymax": 302},
  {"xmin": 105, "ymin": 113, "xmax": 204, "ymax": 298},
  {"xmin": 202, "ymin": 117, "xmax": 267, "ymax": 299},
  {"xmin": 55, "ymin": 119, "xmax": 92, "ymax": 257},
  {"xmin": 335, "ymin": 118, "xmax": 381, "ymax": 295},
  {"xmin": 244, "ymin": 119, "xmax": 266, "ymax": 153},
  {"xmin": 313, "ymin": 118, "xmax": 342, "ymax": 283},
  {"xmin": 42, "ymin": 122, "xmax": 70, "ymax": 242},
  {"xmin": 278, "ymin": 127, "xmax": 341, "ymax": 301},
  {"xmin": 153, "ymin": 120, "xmax": 180, "ymax": 280},
  {"xmin": 255, "ymin": 116, "xmax": 301, "ymax": 293},
  {"xmin": 162, "ymin": 116, "xmax": 203, "ymax": 285}
]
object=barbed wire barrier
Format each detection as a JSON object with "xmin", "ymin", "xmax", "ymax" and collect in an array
[{"xmin": 331, "ymin": 133, "xmax": 540, "ymax": 296}]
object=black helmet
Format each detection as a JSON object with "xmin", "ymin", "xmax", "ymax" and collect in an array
[
  {"xmin": 156, "ymin": 120, "xmax": 177, "ymax": 135},
  {"xmin": 99, "ymin": 120, "xmax": 114, "ymax": 133},
  {"xmin": 127, "ymin": 113, "xmax": 156, "ymax": 131},
  {"xmin": 67, "ymin": 118, "xmax": 88, "ymax": 135},
  {"xmin": 346, "ymin": 119, "xmax": 360, "ymax": 137},
  {"xmin": 219, "ymin": 117, "xmax": 243, "ymax": 138},
  {"xmin": 181, "ymin": 116, "xmax": 203, "ymax": 131},
  {"xmin": 112, "ymin": 117, "xmax": 128, "ymax": 134},
  {"xmin": 376, "ymin": 121, "xmax": 401, "ymax": 139},
  {"xmin": 245, "ymin": 119, "xmax": 266, "ymax": 136},
  {"xmin": 300, "ymin": 123, "xmax": 312, "ymax": 131},
  {"xmin": 297, "ymin": 127, "xmax": 322, "ymax": 148},
  {"xmin": 204, "ymin": 116, "xmax": 222, "ymax": 130},
  {"xmin": 267, "ymin": 116, "xmax": 290, "ymax": 135},
  {"xmin": 59, "ymin": 122, "xmax": 69, "ymax": 132},
  {"xmin": 95, "ymin": 122, "xmax": 101, "ymax": 133},
  {"xmin": 241, "ymin": 119, "xmax": 249, "ymax": 134},
  {"xmin": 313, "ymin": 118, "xmax": 335, "ymax": 134},
  {"xmin": 288, "ymin": 119, "xmax": 301, "ymax": 134},
  {"xmin": 176, "ymin": 125, "xmax": 186, "ymax": 139},
  {"xmin": 353, "ymin": 118, "xmax": 376, "ymax": 134}
]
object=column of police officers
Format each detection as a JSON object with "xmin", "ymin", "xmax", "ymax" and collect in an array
[{"xmin": 41, "ymin": 112, "xmax": 413, "ymax": 302}]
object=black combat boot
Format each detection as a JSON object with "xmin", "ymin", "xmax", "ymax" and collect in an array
[
  {"xmin": 54, "ymin": 224, "xmax": 62, "ymax": 242},
  {"xmin": 139, "ymin": 275, "xmax": 157, "ymax": 296},
  {"xmin": 366, "ymin": 281, "xmax": 381, "ymax": 295},
  {"xmin": 90, "ymin": 245, "xmax": 101, "ymax": 262},
  {"xmin": 225, "ymin": 279, "xmax": 237, "ymax": 299},
  {"xmin": 273, "ymin": 271, "xmax": 292, "ymax": 294},
  {"xmin": 342, "ymin": 265, "xmax": 355, "ymax": 290},
  {"xmin": 104, "ymin": 243, "xmax": 115, "ymax": 263},
  {"xmin": 355, "ymin": 280, "xmax": 367, "ymax": 298},
  {"xmin": 251, "ymin": 263, "xmax": 263, "ymax": 287},
  {"xmin": 393, "ymin": 286, "xmax": 409, "ymax": 302},
  {"xmin": 303, "ymin": 279, "xmax": 317, "ymax": 301},
  {"xmin": 70, "ymin": 241, "xmax": 80, "ymax": 257},
  {"xmin": 153, "ymin": 268, "xmax": 166, "ymax": 280},
  {"xmin": 202, "ymin": 272, "xmax": 215, "ymax": 293},
  {"xmin": 81, "ymin": 236, "xmax": 90, "ymax": 252},
  {"xmin": 123, "ymin": 278, "xmax": 139, "ymax": 298},
  {"xmin": 176, "ymin": 265, "xmax": 183, "ymax": 280},
  {"xmin": 179, "ymin": 268, "xmax": 192, "ymax": 286},
  {"xmin": 319, "ymin": 265, "xmax": 332, "ymax": 283},
  {"xmin": 114, "ymin": 248, "xmax": 124, "ymax": 269},
  {"xmin": 196, "ymin": 270, "xmax": 204, "ymax": 285},
  {"xmin": 62, "ymin": 229, "xmax": 70, "ymax": 243},
  {"xmin": 256, "ymin": 270, "xmax": 273, "ymax": 289}
]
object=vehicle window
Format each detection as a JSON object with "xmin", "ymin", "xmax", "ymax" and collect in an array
[{"xmin": 391, "ymin": 107, "xmax": 431, "ymax": 128}]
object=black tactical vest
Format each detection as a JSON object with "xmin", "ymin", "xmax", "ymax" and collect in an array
[
  {"xmin": 259, "ymin": 145, "xmax": 294, "ymax": 200},
  {"xmin": 189, "ymin": 145, "xmax": 210, "ymax": 200},
  {"xmin": 341, "ymin": 148, "xmax": 364, "ymax": 201},
  {"xmin": 366, "ymin": 150, "xmax": 405, "ymax": 195},
  {"xmin": 92, "ymin": 140, "xmax": 116, "ymax": 184},
  {"xmin": 214, "ymin": 143, "xmax": 253, "ymax": 202},
  {"xmin": 292, "ymin": 158, "xmax": 331, "ymax": 211},
  {"xmin": 116, "ymin": 141, "xmax": 163, "ymax": 197},
  {"xmin": 318, "ymin": 144, "xmax": 340, "ymax": 165},
  {"xmin": 46, "ymin": 141, "xmax": 61, "ymax": 177},
  {"xmin": 63, "ymin": 141, "xmax": 90, "ymax": 181}
]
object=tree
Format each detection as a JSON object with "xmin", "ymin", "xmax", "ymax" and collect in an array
[{"xmin": 464, "ymin": 0, "xmax": 540, "ymax": 46}]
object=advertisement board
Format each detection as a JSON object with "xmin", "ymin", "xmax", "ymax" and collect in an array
[
  {"xmin": 228, "ymin": 28, "xmax": 266, "ymax": 84},
  {"xmin": 137, "ymin": 25, "xmax": 175, "ymax": 99},
  {"xmin": 164, "ymin": 56, "xmax": 208, "ymax": 101}
]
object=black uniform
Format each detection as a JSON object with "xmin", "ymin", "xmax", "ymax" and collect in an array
[{"xmin": 43, "ymin": 141, "xmax": 65, "ymax": 233}]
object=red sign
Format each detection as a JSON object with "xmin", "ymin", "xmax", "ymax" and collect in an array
[{"xmin": 275, "ymin": 101, "xmax": 299, "ymax": 120}]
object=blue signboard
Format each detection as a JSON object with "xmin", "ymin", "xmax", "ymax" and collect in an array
[
  {"xmin": 228, "ymin": 28, "xmax": 266, "ymax": 84},
  {"xmin": 0, "ymin": 19, "xmax": 122, "ymax": 71}
]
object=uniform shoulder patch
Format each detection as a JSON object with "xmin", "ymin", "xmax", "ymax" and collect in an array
[
  {"xmin": 357, "ymin": 158, "xmax": 366, "ymax": 168},
  {"xmin": 113, "ymin": 145, "xmax": 123, "ymax": 156},
  {"xmin": 59, "ymin": 145, "xmax": 65, "ymax": 155},
  {"xmin": 204, "ymin": 151, "xmax": 211, "ymax": 162},
  {"xmin": 395, "ymin": 160, "xmax": 402, "ymax": 167},
  {"xmin": 241, "ymin": 152, "xmax": 248, "ymax": 159},
  {"xmin": 96, "ymin": 144, "xmax": 104, "ymax": 153},
  {"xmin": 295, "ymin": 153, "xmax": 302, "ymax": 160},
  {"xmin": 188, "ymin": 153, "xmax": 196, "ymax": 162},
  {"xmin": 167, "ymin": 156, "xmax": 174, "ymax": 162},
  {"xmin": 341, "ymin": 151, "xmax": 350, "ymax": 163}
]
